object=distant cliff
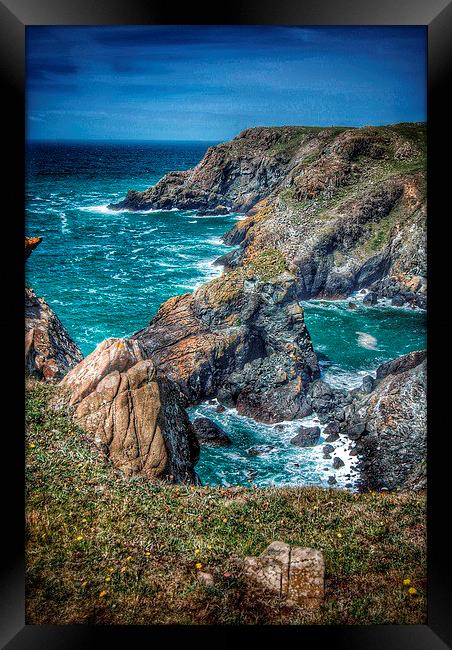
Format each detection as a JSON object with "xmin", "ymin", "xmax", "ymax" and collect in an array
[{"xmin": 112, "ymin": 123, "xmax": 426, "ymax": 308}]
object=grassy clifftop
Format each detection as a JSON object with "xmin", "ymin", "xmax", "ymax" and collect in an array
[{"xmin": 26, "ymin": 378, "xmax": 426, "ymax": 625}]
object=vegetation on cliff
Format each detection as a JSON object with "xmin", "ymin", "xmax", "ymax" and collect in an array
[{"xmin": 26, "ymin": 378, "xmax": 426, "ymax": 625}]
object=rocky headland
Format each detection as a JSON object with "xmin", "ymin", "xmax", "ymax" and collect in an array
[
  {"xmin": 112, "ymin": 123, "xmax": 426, "ymax": 309},
  {"xmin": 26, "ymin": 122, "xmax": 427, "ymax": 490}
]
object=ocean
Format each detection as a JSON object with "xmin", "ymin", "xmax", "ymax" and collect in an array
[{"xmin": 26, "ymin": 141, "xmax": 427, "ymax": 488}]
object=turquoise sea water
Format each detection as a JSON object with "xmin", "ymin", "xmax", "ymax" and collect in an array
[{"xmin": 26, "ymin": 142, "xmax": 427, "ymax": 488}]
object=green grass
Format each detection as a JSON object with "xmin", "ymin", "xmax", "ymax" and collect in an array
[
  {"xmin": 245, "ymin": 248, "xmax": 289, "ymax": 282},
  {"xmin": 26, "ymin": 378, "xmax": 426, "ymax": 625}
]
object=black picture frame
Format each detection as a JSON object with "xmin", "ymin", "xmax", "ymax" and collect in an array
[{"xmin": 2, "ymin": 0, "xmax": 451, "ymax": 647}]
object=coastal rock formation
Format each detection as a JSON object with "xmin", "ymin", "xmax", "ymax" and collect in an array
[
  {"xmin": 192, "ymin": 417, "xmax": 232, "ymax": 447},
  {"xmin": 61, "ymin": 338, "xmax": 200, "ymax": 483},
  {"xmin": 343, "ymin": 350, "xmax": 427, "ymax": 491},
  {"xmin": 61, "ymin": 337, "xmax": 146, "ymax": 404},
  {"xmin": 25, "ymin": 235, "xmax": 83, "ymax": 381},
  {"xmin": 222, "ymin": 125, "xmax": 426, "ymax": 307},
  {"xmin": 108, "ymin": 126, "xmax": 318, "ymax": 214},
  {"xmin": 25, "ymin": 286, "xmax": 83, "ymax": 381},
  {"xmin": 290, "ymin": 426, "xmax": 321, "ymax": 447},
  {"xmin": 25, "ymin": 236, "xmax": 43, "ymax": 259},
  {"xmin": 111, "ymin": 123, "xmax": 426, "ymax": 307},
  {"xmin": 131, "ymin": 261, "xmax": 319, "ymax": 423}
]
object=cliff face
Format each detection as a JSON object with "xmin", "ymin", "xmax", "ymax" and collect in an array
[
  {"xmin": 112, "ymin": 123, "xmax": 426, "ymax": 307},
  {"xmin": 222, "ymin": 124, "xmax": 426, "ymax": 307},
  {"xmin": 25, "ymin": 286, "xmax": 83, "ymax": 381},
  {"xmin": 109, "ymin": 126, "xmax": 346, "ymax": 214},
  {"xmin": 343, "ymin": 350, "xmax": 427, "ymax": 491},
  {"xmin": 25, "ymin": 236, "xmax": 83, "ymax": 381},
  {"xmin": 131, "ymin": 259, "xmax": 319, "ymax": 423}
]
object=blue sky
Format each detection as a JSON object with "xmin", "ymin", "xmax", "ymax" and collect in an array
[{"xmin": 26, "ymin": 26, "xmax": 426, "ymax": 142}]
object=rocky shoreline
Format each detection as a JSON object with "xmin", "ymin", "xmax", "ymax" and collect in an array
[{"xmin": 25, "ymin": 122, "xmax": 427, "ymax": 491}]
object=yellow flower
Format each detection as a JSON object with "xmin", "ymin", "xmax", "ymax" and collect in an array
[
  {"xmin": 207, "ymin": 544, "xmax": 212, "ymax": 550},
  {"xmin": 194, "ymin": 549, "xmax": 201, "ymax": 555},
  {"xmin": 76, "ymin": 535, "xmax": 83, "ymax": 541},
  {"xmin": 222, "ymin": 518, "xmax": 228, "ymax": 523},
  {"xmin": 145, "ymin": 551, "xmax": 151, "ymax": 556},
  {"xmin": 336, "ymin": 532, "xmax": 342, "ymax": 538},
  {"xmin": 403, "ymin": 578, "xmax": 411, "ymax": 586},
  {"xmin": 126, "ymin": 555, "xmax": 133, "ymax": 561},
  {"xmin": 81, "ymin": 580, "xmax": 88, "ymax": 588},
  {"xmin": 408, "ymin": 587, "xmax": 417, "ymax": 595},
  {"xmin": 99, "ymin": 590, "xmax": 107, "ymax": 598},
  {"xmin": 105, "ymin": 576, "xmax": 111, "ymax": 582},
  {"xmin": 29, "ymin": 443, "xmax": 36, "ymax": 448},
  {"xmin": 195, "ymin": 562, "xmax": 203, "ymax": 570}
]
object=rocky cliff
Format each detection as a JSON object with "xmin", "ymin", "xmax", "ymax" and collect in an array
[
  {"xmin": 343, "ymin": 350, "xmax": 427, "ymax": 491},
  {"xmin": 25, "ymin": 236, "xmax": 83, "ymax": 381},
  {"xmin": 131, "ymin": 258, "xmax": 319, "ymax": 423},
  {"xmin": 112, "ymin": 123, "xmax": 426, "ymax": 308},
  {"xmin": 109, "ymin": 126, "xmax": 317, "ymax": 214},
  {"xmin": 25, "ymin": 286, "xmax": 83, "ymax": 381}
]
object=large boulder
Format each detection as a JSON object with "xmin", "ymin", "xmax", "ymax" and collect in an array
[
  {"xmin": 61, "ymin": 337, "xmax": 146, "ymax": 404},
  {"xmin": 25, "ymin": 287, "xmax": 83, "ymax": 381},
  {"xmin": 192, "ymin": 417, "xmax": 232, "ymax": 447},
  {"xmin": 290, "ymin": 426, "xmax": 321, "ymax": 447},
  {"xmin": 61, "ymin": 338, "xmax": 199, "ymax": 484}
]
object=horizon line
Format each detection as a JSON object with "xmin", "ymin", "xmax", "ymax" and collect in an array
[{"xmin": 26, "ymin": 120, "xmax": 426, "ymax": 145}]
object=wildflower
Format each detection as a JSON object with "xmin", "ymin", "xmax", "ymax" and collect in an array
[
  {"xmin": 194, "ymin": 549, "xmax": 201, "ymax": 556},
  {"xmin": 105, "ymin": 576, "xmax": 111, "ymax": 582},
  {"xmin": 29, "ymin": 443, "xmax": 36, "ymax": 449},
  {"xmin": 99, "ymin": 590, "xmax": 107, "ymax": 598},
  {"xmin": 223, "ymin": 572, "xmax": 232, "ymax": 578},
  {"xmin": 76, "ymin": 535, "xmax": 83, "ymax": 542},
  {"xmin": 403, "ymin": 578, "xmax": 411, "ymax": 586},
  {"xmin": 207, "ymin": 544, "xmax": 212, "ymax": 550},
  {"xmin": 126, "ymin": 555, "xmax": 133, "ymax": 561},
  {"xmin": 408, "ymin": 587, "xmax": 417, "ymax": 595},
  {"xmin": 145, "ymin": 551, "xmax": 151, "ymax": 556},
  {"xmin": 336, "ymin": 532, "xmax": 342, "ymax": 538},
  {"xmin": 222, "ymin": 518, "xmax": 228, "ymax": 523},
  {"xmin": 195, "ymin": 562, "xmax": 203, "ymax": 570},
  {"xmin": 81, "ymin": 581, "xmax": 88, "ymax": 588}
]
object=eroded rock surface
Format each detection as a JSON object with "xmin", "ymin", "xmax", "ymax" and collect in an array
[
  {"xmin": 25, "ymin": 286, "xmax": 83, "ymax": 381},
  {"xmin": 242, "ymin": 541, "xmax": 324, "ymax": 607},
  {"xmin": 131, "ymin": 265, "xmax": 319, "ymax": 423},
  {"xmin": 192, "ymin": 417, "xmax": 232, "ymax": 447},
  {"xmin": 342, "ymin": 350, "xmax": 427, "ymax": 491},
  {"xmin": 61, "ymin": 338, "xmax": 200, "ymax": 483},
  {"xmin": 112, "ymin": 124, "xmax": 426, "ymax": 307}
]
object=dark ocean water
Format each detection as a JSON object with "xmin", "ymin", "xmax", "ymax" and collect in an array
[{"xmin": 26, "ymin": 141, "xmax": 426, "ymax": 488}]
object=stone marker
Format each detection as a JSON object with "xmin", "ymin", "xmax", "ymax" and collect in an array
[{"xmin": 242, "ymin": 541, "xmax": 324, "ymax": 607}]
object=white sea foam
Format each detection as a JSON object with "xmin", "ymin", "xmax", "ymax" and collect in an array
[
  {"xmin": 356, "ymin": 331, "xmax": 378, "ymax": 350},
  {"xmin": 206, "ymin": 235, "xmax": 227, "ymax": 246},
  {"xmin": 79, "ymin": 204, "xmax": 178, "ymax": 215}
]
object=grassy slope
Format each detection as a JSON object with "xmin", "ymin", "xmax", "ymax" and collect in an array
[{"xmin": 26, "ymin": 378, "xmax": 426, "ymax": 625}]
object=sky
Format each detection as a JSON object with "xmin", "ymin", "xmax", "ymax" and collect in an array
[{"xmin": 26, "ymin": 25, "xmax": 427, "ymax": 142}]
